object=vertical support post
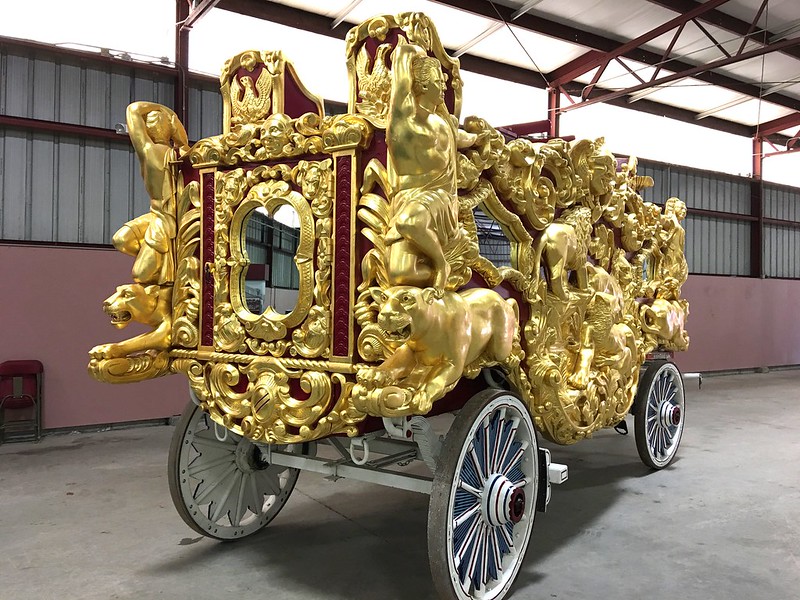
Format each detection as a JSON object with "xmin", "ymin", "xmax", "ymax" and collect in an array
[
  {"xmin": 176, "ymin": 0, "xmax": 191, "ymax": 126},
  {"xmin": 751, "ymin": 135, "xmax": 764, "ymax": 278},
  {"xmin": 752, "ymin": 136, "xmax": 763, "ymax": 180},
  {"xmin": 547, "ymin": 87, "xmax": 560, "ymax": 138}
]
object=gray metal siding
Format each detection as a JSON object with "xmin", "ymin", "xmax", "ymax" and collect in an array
[
  {"xmin": 765, "ymin": 225, "xmax": 800, "ymax": 278},
  {"xmin": 638, "ymin": 160, "xmax": 750, "ymax": 214},
  {"xmin": 684, "ymin": 214, "xmax": 750, "ymax": 275},
  {"xmin": 0, "ymin": 127, "xmax": 141, "ymax": 244},
  {"xmin": 1, "ymin": 48, "xmax": 174, "ymax": 130},
  {"xmin": 188, "ymin": 84, "xmax": 223, "ymax": 141},
  {"xmin": 764, "ymin": 183, "xmax": 800, "ymax": 222}
]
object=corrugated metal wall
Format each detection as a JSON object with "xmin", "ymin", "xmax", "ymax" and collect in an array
[
  {"xmin": 0, "ymin": 129, "xmax": 148, "ymax": 243},
  {"xmin": 0, "ymin": 49, "xmax": 175, "ymax": 129},
  {"xmin": 1, "ymin": 43, "xmax": 222, "ymax": 244},
  {"xmin": 764, "ymin": 183, "xmax": 800, "ymax": 278},
  {"xmin": 188, "ymin": 82, "xmax": 223, "ymax": 142},
  {"xmin": 638, "ymin": 160, "xmax": 752, "ymax": 276}
]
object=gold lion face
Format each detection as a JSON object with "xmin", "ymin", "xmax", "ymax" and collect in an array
[{"xmin": 102, "ymin": 284, "xmax": 157, "ymax": 329}]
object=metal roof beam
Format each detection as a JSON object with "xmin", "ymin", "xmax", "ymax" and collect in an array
[
  {"xmin": 645, "ymin": 0, "xmax": 800, "ymax": 62},
  {"xmin": 183, "ymin": 0, "xmax": 223, "ymax": 30},
  {"xmin": 547, "ymin": 0, "xmax": 732, "ymax": 87},
  {"xmin": 560, "ymin": 36, "xmax": 800, "ymax": 113},
  {"xmin": 758, "ymin": 112, "xmax": 800, "ymax": 137}
]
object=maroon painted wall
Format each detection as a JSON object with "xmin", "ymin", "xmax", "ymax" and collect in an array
[
  {"xmin": 0, "ymin": 244, "xmax": 187, "ymax": 429},
  {"xmin": 1, "ymin": 245, "xmax": 798, "ymax": 429},
  {"xmin": 674, "ymin": 275, "xmax": 800, "ymax": 373}
]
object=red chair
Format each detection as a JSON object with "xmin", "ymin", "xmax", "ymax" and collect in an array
[{"xmin": 0, "ymin": 360, "xmax": 43, "ymax": 443}]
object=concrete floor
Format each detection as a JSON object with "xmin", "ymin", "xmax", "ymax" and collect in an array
[{"xmin": 1, "ymin": 370, "xmax": 798, "ymax": 600}]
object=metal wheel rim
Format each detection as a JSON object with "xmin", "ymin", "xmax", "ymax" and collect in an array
[
  {"xmin": 174, "ymin": 406, "xmax": 300, "ymax": 539},
  {"xmin": 445, "ymin": 394, "xmax": 538, "ymax": 600},
  {"xmin": 643, "ymin": 365, "xmax": 685, "ymax": 468}
]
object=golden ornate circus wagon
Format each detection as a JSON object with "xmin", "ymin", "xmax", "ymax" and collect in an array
[{"xmin": 89, "ymin": 12, "xmax": 690, "ymax": 600}]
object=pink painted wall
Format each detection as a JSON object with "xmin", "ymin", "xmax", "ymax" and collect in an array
[
  {"xmin": 0, "ymin": 244, "xmax": 187, "ymax": 429},
  {"xmin": 2, "ymin": 244, "xmax": 798, "ymax": 429},
  {"xmin": 674, "ymin": 275, "xmax": 800, "ymax": 372}
]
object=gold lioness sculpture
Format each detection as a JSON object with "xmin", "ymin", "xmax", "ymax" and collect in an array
[
  {"xmin": 89, "ymin": 284, "xmax": 172, "ymax": 359},
  {"xmin": 354, "ymin": 285, "xmax": 520, "ymax": 414},
  {"xmin": 533, "ymin": 206, "xmax": 593, "ymax": 300},
  {"xmin": 640, "ymin": 298, "xmax": 690, "ymax": 352}
]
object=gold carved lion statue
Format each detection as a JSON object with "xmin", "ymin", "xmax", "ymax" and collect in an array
[
  {"xmin": 533, "ymin": 206, "xmax": 594, "ymax": 300},
  {"xmin": 640, "ymin": 298, "xmax": 690, "ymax": 352},
  {"xmin": 89, "ymin": 284, "xmax": 173, "ymax": 359},
  {"xmin": 354, "ymin": 285, "xmax": 520, "ymax": 414}
]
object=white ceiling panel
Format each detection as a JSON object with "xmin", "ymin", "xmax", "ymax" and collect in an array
[
  {"xmin": 717, "ymin": 52, "xmax": 800, "ymax": 90},
  {"xmin": 512, "ymin": 0, "xmax": 677, "ymax": 43},
  {"xmin": 268, "ymin": 0, "xmax": 352, "ymax": 18},
  {"xmin": 713, "ymin": 99, "xmax": 795, "ymax": 126},
  {"xmin": 715, "ymin": 0, "xmax": 800, "ymax": 31},
  {"xmin": 633, "ymin": 76, "xmax": 746, "ymax": 114},
  {"xmin": 347, "ymin": 0, "xmax": 498, "ymax": 49},
  {"xmin": 469, "ymin": 25, "xmax": 588, "ymax": 74}
]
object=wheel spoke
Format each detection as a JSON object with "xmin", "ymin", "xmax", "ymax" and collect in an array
[
  {"xmin": 458, "ymin": 480, "xmax": 482, "ymax": 497},
  {"xmin": 489, "ymin": 413, "xmax": 502, "ymax": 475},
  {"xmin": 232, "ymin": 472, "xmax": 249, "ymax": 526},
  {"xmin": 254, "ymin": 469, "xmax": 282, "ymax": 496},
  {"xmin": 190, "ymin": 436, "xmax": 235, "ymax": 452},
  {"xmin": 469, "ymin": 447, "xmax": 487, "ymax": 484},
  {"xmin": 500, "ymin": 441, "xmax": 528, "ymax": 477},
  {"xmin": 465, "ymin": 523, "xmax": 484, "ymax": 589},
  {"xmin": 492, "ymin": 417, "xmax": 517, "ymax": 474},
  {"xmin": 480, "ymin": 525, "xmax": 490, "ymax": 587},
  {"xmin": 488, "ymin": 526, "xmax": 502, "ymax": 578},
  {"xmin": 246, "ymin": 472, "xmax": 264, "ymax": 513},
  {"xmin": 455, "ymin": 513, "xmax": 482, "ymax": 571},
  {"xmin": 187, "ymin": 453, "xmax": 236, "ymax": 477},
  {"xmin": 498, "ymin": 520, "xmax": 514, "ymax": 553},
  {"xmin": 210, "ymin": 470, "xmax": 239, "ymax": 522},
  {"xmin": 194, "ymin": 462, "xmax": 237, "ymax": 504},
  {"xmin": 453, "ymin": 503, "xmax": 481, "ymax": 529}
]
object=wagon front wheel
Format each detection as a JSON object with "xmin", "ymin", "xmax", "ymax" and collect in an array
[
  {"xmin": 428, "ymin": 389, "xmax": 539, "ymax": 600},
  {"xmin": 634, "ymin": 360, "xmax": 685, "ymax": 469},
  {"xmin": 167, "ymin": 399, "xmax": 304, "ymax": 540}
]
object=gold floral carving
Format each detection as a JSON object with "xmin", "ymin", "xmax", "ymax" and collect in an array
[
  {"xmin": 176, "ymin": 358, "xmax": 365, "ymax": 443},
  {"xmin": 346, "ymin": 12, "xmax": 463, "ymax": 125}
]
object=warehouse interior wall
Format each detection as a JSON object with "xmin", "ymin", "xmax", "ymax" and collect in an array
[
  {"xmin": 2, "ymin": 242, "xmax": 798, "ymax": 429},
  {"xmin": 1, "ymin": 244, "xmax": 187, "ymax": 429},
  {"xmin": 675, "ymin": 275, "xmax": 800, "ymax": 373}
]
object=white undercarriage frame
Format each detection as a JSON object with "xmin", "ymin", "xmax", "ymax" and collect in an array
[{"xmin": 262, "ymin": 415, "xmax": 568, "ymax": 501}]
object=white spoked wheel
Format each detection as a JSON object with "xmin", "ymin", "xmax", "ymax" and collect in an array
[
  {"xmin": 634, "ymin": 360, "xmax": 685, "ymax": 470},
  {"xmin": 429, "ymin": 389, "xmax": 539, "ymax": 600},
  {"xmin": 168, "ymin": 400, "xmax": 304, "ymax": 540}
]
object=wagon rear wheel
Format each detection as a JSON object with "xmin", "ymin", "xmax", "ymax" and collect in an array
[
  {"xmin": 634, "ymin": 360, "xmax": 685, "ymax": 469},
  {"xmin": 167, "ymin": 399, "xmax": 304, "ymax": 540},
  {"xmin": 428, "ymin": 389, "xmax": 539, "ymax": 600}
]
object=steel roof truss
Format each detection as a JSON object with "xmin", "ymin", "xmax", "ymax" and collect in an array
[
  {"xmin": 428, "ymin": 0, "xmax": 800, "ymax": 113},
  {"xmin": 691, "ymin": 18, "xmax": 732, "ymax": 59},
  {"xmin": 735, "ymin": 0, "xmax": 769, "ymax": 56},
  {"xmin": 561, "ymin": 35, "xmax": 800, "ymax": 114},
  {"xmin": 645, "ymin": 0, "xmax": 800, "ymax": 62},
  {"xmin": 547, "ymin": 0, "xmax": 732, "ymax": 87}
]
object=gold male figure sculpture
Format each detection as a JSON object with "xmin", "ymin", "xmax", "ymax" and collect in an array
[
  {"xmin": 112, "ymin": 102, "xmax": 190, "ymax": 285},
  {"xmin": 385, "ymin": 44, "xmax": 464, "ymax": 293}
]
